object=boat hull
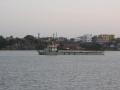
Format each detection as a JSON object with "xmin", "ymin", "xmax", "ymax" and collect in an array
[{"xmin": 38, "ymin": 50, "xmax": 104, "ymax": 55}]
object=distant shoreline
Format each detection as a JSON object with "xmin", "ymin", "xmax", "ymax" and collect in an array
[{"xmin": 0, "ymin": 50, "xmax": 120, "ymax": 51}]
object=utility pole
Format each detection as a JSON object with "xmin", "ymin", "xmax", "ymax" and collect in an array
[{"xmin": 38, "ymin": 33, "xmax": 40, "ymax": 39}]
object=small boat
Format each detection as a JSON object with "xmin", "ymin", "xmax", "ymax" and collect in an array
[
  {"xmin": 37, "ymin": 33, "xmax": 104, "ymax": 55},
  {"xmin": 38, "ymin": 45, "xmax": 104, "ymax": 55}
]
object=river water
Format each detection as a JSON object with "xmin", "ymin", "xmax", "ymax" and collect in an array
[{"xmin": 0, "ymin": 51, "xmax": 120, "ymax": 90}]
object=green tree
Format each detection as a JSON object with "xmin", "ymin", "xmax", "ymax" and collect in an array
[
  {"xmin": 80, "ymin": 43, "xmax": 103, "ymax": 50},
  {"xmin": 0, "ymin": 36, "xmax": 7, "ymax": 49}
]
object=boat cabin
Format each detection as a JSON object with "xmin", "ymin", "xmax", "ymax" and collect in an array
[{"xmin": 46, "ymin": 45, "xmax": 58, "ymax": 52}]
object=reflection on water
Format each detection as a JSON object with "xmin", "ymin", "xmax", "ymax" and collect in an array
[{"xmin": 0, "ymin": 51, "xmax": 120, "ymax": 90}]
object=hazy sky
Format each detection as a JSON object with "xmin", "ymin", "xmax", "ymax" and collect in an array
[{"xmin": 0, "ymin": 0, "xmax": 120, "ymax": 37}]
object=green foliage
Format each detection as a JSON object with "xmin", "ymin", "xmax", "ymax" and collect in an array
[
  {"xmin": 24, "ymin": 35, "xmax": 36, "ymax": 41},
  {"xmin": 80, "ymin": 43, "xmax": 103, "ymax": 50},
  {"xmin": 0, "ymin": 36, "xmax": 7, "ymax": 49},
  {"xmin": 36, "ymin": 41, "xmax": 48, "ymax": 50}
]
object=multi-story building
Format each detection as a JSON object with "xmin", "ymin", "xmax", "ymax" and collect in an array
[
  {"xmin": 56, "ymin": 37, "xmax": 67, "ymax": 42},
  {"xmin": 75, "ymin": 34, "xmax": 93, "ymax": 43},
  {"xmin": 96, "ymin": 34, "xmax": 115, "ymax": 43}
]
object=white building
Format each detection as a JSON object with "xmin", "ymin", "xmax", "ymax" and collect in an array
[
  {"xmin": 74, "ymin": 37, "xmax": 81, "ymax": 42},
  {"xmin": 75, "ymin": 34, "xmax": 93, "ymax": 43}
]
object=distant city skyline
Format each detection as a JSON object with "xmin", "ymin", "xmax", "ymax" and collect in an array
[{"xmin": 0, "ymin": 0, "xmax": 120, "ymax": 37}]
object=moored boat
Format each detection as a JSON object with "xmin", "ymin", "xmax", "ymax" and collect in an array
[
  {"xmin": 37, "ymin": 33, "xmax": 104, "ymax": 55},
  {"xmin": 38, "ymin": 45, "xmax": 104, "ymax": 55}
]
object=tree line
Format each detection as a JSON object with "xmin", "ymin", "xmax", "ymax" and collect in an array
[
  {"xmin": 0, "ymin": 35, "xmax": 48, "ymax": 50},
  {"xmin": 0, "ymin": 35, "xmax": 115, "ymax": 50}
]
